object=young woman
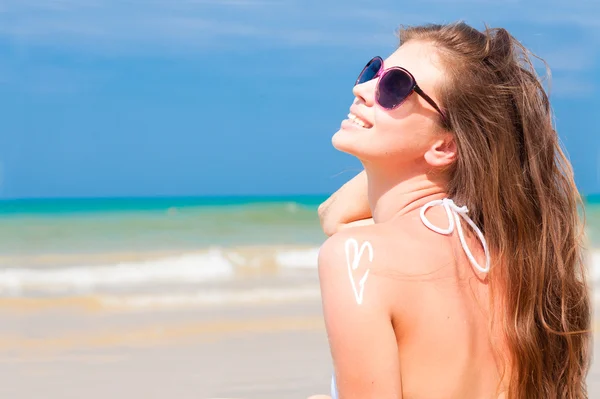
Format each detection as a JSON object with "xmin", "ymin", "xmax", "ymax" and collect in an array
[{"xmin": 310, "ymin": 22, "xmax": 591, "ymax": 398}]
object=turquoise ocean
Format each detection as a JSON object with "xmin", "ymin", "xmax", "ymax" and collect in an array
[
  {"xmin": 0, "ymin": 196, "xmax": 326, "ymax": 255},
  {"xmin": 1, "ymin": 196, "xmax": 599, "ymax": 305},
  {"xmin": 0, "ymin": 196, "xmax": 328, "ymax": 305}
]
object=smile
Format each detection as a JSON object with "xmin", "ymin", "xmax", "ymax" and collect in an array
[{"xmin": 347, "ymin": 113, "xmax": 373, "ymax": 129}]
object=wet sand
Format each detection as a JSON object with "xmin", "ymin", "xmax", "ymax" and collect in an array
[{"xmin": 0, "ymin": 292, "xmax": 598, "ymax": 398}]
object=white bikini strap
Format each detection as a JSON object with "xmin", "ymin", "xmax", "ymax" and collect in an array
[{"xmin": 419, "ymin": 198, "xmax": 490, "ymax": 273}]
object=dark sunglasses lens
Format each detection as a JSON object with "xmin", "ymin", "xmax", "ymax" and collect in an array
[
  {"xmin": 378, "ymin": 69, "xmax": 414, "ymax": 109},
  {"xmin": 356, "ymin": 58, "xmax": 382, "ymax": 85}
]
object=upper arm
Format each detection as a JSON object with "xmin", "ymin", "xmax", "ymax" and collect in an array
[{"xmin": 318, "ymin": 231, "xmax": 402, "ymax": 399}]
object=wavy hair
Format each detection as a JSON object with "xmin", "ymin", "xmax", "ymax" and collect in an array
[{"xmin": 398, "ymin": 22, "xmax": 592, "ymax": 398}]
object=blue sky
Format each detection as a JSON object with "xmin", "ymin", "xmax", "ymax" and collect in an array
[{"xmin": 0, "ymin": 0, "xmax": 599, "ymax": 198}]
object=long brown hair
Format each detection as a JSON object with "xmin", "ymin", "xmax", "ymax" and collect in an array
[{"xmin": 398, "ymin": 22, "xmax": 592, "ymax": 398}]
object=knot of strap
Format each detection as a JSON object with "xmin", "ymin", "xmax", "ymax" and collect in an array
[{"xmin": 419, "ymin": 198, "xmax": 490, "ymax": 273}]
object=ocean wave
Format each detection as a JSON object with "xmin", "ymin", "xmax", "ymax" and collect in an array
[
  {"xmin": 275, "ymin": 248, "xmax": 320, "ymax": 269},
  {"xmin": 0, "ymin": 249, "xmax": 234, "ymax": 296},
  {"xmin": 0, "ymin": 246, "xmax": 321, "ymax": 296}
]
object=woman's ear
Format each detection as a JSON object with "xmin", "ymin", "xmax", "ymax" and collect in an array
[{"xmin": 424, "ymin": 135, "xmax": 457, "ymax": 168}]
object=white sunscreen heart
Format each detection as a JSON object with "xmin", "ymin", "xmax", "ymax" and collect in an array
[{"xmin": 344, "ymin": 238, "xmax": 373, "ymax": 305}]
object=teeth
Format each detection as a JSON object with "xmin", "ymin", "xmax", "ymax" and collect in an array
[{"xmin": 347, "ymin": 113, "xmax": 370, "ymax": 128}]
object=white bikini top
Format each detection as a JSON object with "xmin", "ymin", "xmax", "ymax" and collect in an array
[{"xmin": 419, "ymin": 198, "xmax": 490, "ymax": 273}]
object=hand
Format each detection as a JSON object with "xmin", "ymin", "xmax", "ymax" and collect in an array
[{"xmin": 318, "ymin": 170, "xmax": 372, "ymax": 236}]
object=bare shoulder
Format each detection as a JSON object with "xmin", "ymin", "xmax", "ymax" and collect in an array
[
  {"xmin": 319, "ymin": 219, "xmax": 440, "ymax": 277},
  {"xmin": 317, "ymin": 223, "xmax": 411, "ymax": 312},
  {"xmin": 319, "ymin": 225, "xmax": 384, "ymax": 266},
  {"xmin": 317, "ymin": 225, "xmax": 403, "ymax": 397},
  {"xmin": 318, "ymin": 218, "xmax": 454, "ymax": 314},
  {"xmin": 318, "ymin": 224, "xmax": 379, "ymax": 269},
  {"xmin": 318, "ymin": 223, "xmax": 387, "ymax": 277}
]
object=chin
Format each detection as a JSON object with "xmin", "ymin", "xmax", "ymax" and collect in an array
[
  {"xmin": 331, "ymin": 129, "xmax": 368, "ymax": 159},
  {"xmin": 331, "ymin": 128, "xmax": 355, "ymax": 153}
]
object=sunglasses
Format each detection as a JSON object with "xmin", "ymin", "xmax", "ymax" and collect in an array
[{"xmin": 356, "ymin": 56, "xmax": 447, "ymax": 124}]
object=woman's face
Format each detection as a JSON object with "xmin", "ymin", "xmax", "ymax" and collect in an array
[{"xmin": 332, "ymin": 41, "xmax": 449, "ymax": 169}]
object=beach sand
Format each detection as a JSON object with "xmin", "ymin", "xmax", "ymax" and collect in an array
[
  {"xmin": 0, "ymin": 296, "xmax": 332, "ymax": 399},
  {"xmin": 0, "ymin": 288, "xmax": 598, "ymax": 398}
]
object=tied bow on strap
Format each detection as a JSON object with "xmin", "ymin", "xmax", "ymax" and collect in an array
[{"xmin": 419, "ymin": 198, "xmax": 490, "ymax": 273}]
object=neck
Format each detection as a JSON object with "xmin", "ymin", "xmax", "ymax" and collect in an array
[{"xmin": 365, "ymin": 165, "xmax": 449, "ymax": 224}]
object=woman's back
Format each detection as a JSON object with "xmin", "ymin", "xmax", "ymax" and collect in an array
[
  {"xmin": 321, "ymin": 200, "xmax": 505, "ymax": 398},
  {"xmin": 382, "ymin": 205, "xmax": 506, "ymax": 398}
]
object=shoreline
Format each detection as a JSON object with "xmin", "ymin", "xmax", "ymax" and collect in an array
[
  {"xmin": 0, "ymin": 244, "xmax": 322, "ymax": 267},
  {"xmin": 0, "ymin": 245, "xmax": 322, "ymax": 298}
]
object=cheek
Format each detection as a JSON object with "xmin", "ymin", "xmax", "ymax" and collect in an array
[
  {"xmin": 372, "ymin": 108, "xmax": 435, "ymax": 154},
  {"xmin": 372, "ymin": 108, "xmax": 415, "ymax": 144}
]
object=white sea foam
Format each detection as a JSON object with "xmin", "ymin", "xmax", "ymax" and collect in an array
[
  {"xmin": 275, "ymin": 247, "xmax": 320, "ymax": 269},
  {"xmin": 0, "ymin": 246, "xmax": 323, "ymax": 297},
  {"xmin": 0, "ymin": 249, "xmax": 234, "ymax": 296}
]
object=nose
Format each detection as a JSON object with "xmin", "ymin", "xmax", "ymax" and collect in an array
[{"xmin": 352, "ymin": 79, "xmax": 376, "ymax": 107}]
